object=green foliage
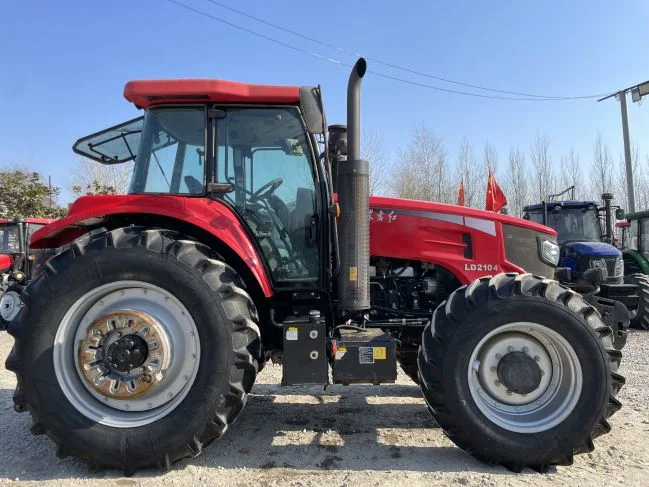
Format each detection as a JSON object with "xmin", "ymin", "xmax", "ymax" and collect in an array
[
  {"xmin": 0, "ymin": 169, "xmax": 67, "ymax": 219},
  {"xmin": 72, "ymin": 180, "xmax": 117, "ymax": 196}
]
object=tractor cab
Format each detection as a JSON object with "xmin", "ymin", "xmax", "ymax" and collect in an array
[
  {"xmin": 620, "ymin": 210, "xmax": 649, "ymax": 274},
  {"xmin": 523, "ymin": 195, "xmax": 625, "ymax": 284},
  {"xmin": 72, "ymin": 86, "xmax": 328, "ymax": 290},
  {"xmin": 0, "ymin": 218, "xmax": 53, "ymax": 283}
]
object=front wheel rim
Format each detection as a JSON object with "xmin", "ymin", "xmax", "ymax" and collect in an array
[
  {"xmin": 467, "ymin": 322, "xmax": 583, "ymax": 433},
  {"xmin": 53, "ymin": 281, "xmax": 200, "ymax": 428}
]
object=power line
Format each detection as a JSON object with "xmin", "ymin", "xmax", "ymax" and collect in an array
[
  {"xmin": 166, "ymin": 0, "xmax": 611, "ymax": 101},
  {"xmin": 203, "ymin": 0, "xmax": 611, "ymax": 100}
]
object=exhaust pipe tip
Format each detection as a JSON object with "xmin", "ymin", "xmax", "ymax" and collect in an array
[{"xmin": 355, "ymin": 58, "xmax": 367, "ymax": 78}]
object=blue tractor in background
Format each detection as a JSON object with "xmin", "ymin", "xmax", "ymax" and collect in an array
[{"xmin": 523, "ymin": 188, "xmax": 646, "ymax": 347}]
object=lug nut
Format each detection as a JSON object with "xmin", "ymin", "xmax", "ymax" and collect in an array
[
  {"xmin": 496, "ymin": 353, "xmax": 503, "ymax": 360},
  {"xmin": 495, "ymin": 380, "xmax": 501, "ymax": 386},
  {"xmin": 141, "ymin": 374, "xmax": 152, "ymax": 383},
  {"xmin": 534, "ymin": 355, "xmax": 541, "ymax": 362},
  {"xmin": 522, "ymin": 346, "xmax": 529, "ymax": 353},
  {"xmin": 490, "ymin": 366, "xmax": 496, "ymax": 372},
  {"xmin": 507, "ymin": 346, "xmax": 514, "ymax": 352},
  {"xmin": 506, "ymin": 390, "xmax": 513, "ymax": 396}
]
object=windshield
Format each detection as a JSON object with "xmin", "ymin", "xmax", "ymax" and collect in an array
[
  {"xmin": 527, "ymin": 208, "xmax": 601, "ymax": 244},
  {"xmin": 129, "ymin": 108, "xmax": 206, "ymax": 195}
]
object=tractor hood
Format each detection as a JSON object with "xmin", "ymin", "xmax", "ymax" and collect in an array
[
  {"xmin": 563, "ymin": 241, "xmax": 621, "ymax": 257},
  {"xmin": 369, "ymin": 196, "xmax": 556, "ymax": 235}
]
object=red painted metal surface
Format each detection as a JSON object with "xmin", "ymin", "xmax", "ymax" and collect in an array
[
  {"xmin": 369, "ymin": 196, "xmax": 556, "ymax": 284},
  {"xmin": 124, "ymin": 79, "xmax": 301, "ymax": 109},
  {"xmin": 0, "ymin": 254, "xmax": 12, "ymax": 272},
  {"xmin": 30, "ymin": 195, "xmax": 274, "ymax": 297}
]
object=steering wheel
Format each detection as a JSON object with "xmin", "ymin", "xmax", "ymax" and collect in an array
[
  {"xmin": 230, "ymin": 177, "xmax": 283, "ymax": 202},
  {"xmin": 252, "ymin": 178, "xmax": 283, "ymax": 200}
]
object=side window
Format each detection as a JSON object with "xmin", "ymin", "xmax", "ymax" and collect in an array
[
  {"xmin": 250, "ymin": 148, "xmax": 315, "ymax": 211},
  {"xmin": 130, "ymin": 107, "xmax": 206, "ymax": 195},
  {"xmin": 215, "ymin": 108, "xmax": 320, "ymax": 283}
]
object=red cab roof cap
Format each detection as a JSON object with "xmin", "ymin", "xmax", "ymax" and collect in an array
[{"xmin": 124, "ymin": 79, "xmax": 301, "ymax": 109}]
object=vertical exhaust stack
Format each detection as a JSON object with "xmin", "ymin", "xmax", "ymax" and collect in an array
[
  {"xmin": 602, "ymin": 193, "xmax": 614, "ymax": 244},
  {"xmin": 338, "ymin": 58, "xmax": 370, "ymax": 313}
]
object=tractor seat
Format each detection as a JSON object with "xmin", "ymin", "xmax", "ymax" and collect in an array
[{"xmin": 287, "ymin": 187, "xmax": 315, "ymax": 238}]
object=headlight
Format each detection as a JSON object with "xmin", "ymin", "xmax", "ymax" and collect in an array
[
  {"xmin": 614, "ymin": 255, "xmax": 624, "ymax": 277},
  {"xmin": 539, "ymin": 239, "xmax": 560, "ymax": 266}
]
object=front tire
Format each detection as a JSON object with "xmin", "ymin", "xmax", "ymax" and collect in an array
[
  {"xmin": 418, "ymin": 273, "xmax": 624, "ymax": 472},
  {"xmin": 626, "ymin": 273, "xmax": 649, "ymax": 330},
  {"xmin": 5, "ymin": 227, "xmax": 261, "ymax": 473}
]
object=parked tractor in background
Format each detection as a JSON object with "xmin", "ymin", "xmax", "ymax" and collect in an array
[
  {"xmin": 0, "ymin": 218, "xmax": 55, "ymax": 329},
  {"xmin": 3, "ymin": 60, "xmax": 624, "ymax": 474},
  {"xmin": 616, "ymin": 210, "xmax": 649, "ymax": 329},
  {"xmin": 523, "ymin": 189, "xmax": 637, "ymax": 341}
]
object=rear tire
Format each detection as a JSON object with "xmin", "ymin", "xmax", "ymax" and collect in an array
[
  {"xmin": 418, "ymin": 273, "xmax": 624, "ymax": 472},
  {"xmin": 5, "ymin": 227, "xmax": 261, "ymax": 473},
  {"xmin": 626, "ymin": 273, "xmax": 649, "ymax": 330}
]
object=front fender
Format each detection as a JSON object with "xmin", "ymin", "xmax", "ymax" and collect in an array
[{"xmin": 30, "ymin": 195, "xmax": 273, "ymax": 297}]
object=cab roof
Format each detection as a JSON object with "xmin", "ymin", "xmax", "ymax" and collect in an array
[
  {"xmin": 123, "ymin": 79, "xmax": 301, "ymax": 109},
  {"xmin": 523, "ymin": 200, "xmax": 598, "ymax": 212}
]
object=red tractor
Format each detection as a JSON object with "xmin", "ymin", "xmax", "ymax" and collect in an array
[
  {"xmin": 4, "ymin": 60, "xmax": 623, "ymax": 474},
  {"xmin": 0, "ymin": 218, "xmax": 55, "ymax": 328}
]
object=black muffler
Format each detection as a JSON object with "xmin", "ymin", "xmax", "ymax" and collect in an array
[{"xmin": 337, "ymin": 58, "xmax": 370, "ymax": 312}]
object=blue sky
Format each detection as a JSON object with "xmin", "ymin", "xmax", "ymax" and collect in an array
[{"xmin": 1, "ymin": 0, "xmax": 649, "ymax": 204}]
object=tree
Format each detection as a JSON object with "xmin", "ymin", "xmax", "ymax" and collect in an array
[
  {"xmin": 391, "ymin": 125, "xmax": 452, "ymax": 203},
  {"xmin": 503, "ymin": 147, "xmax": 529, "ymax": 217},
  {"xmin": 481, "ymin": 142, "xmax": 498, "ymax": 175},
  {"xmin": 362, "ymin": 130, "xmax": 390, "ymax": 196},
  {"xmin": 0, "ymin": 168, "xmax": 67, "ymax": 218},
  {"xmin": 590, "ymin": 132, "xmax": 614, "ymax": 200},
  {"xmin": 530, "ymin": 134, "xmax": 554, "ymax": 201},
  {"xmin": 71, "ymin": 157, "xmax": 132, "ymax": 196},
  {"xmin": 455, "ymin": 138, "xmax": 481, "ymax": 207},
  {"xmin": 559, "ymin": 147, "xmax": 582, "ymax": 199}
]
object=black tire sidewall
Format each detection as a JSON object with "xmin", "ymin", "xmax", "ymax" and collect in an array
[
  {"xmin": 20, "ymin": 244, "xmax": 235, "ymax": 465},
  {"xmin": 440, "ymin": 296, "xmax": 610, "ymax": 464}
]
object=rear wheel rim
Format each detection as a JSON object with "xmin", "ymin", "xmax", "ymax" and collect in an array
[
  {"xmin": 467, "ymin": 322, "xmax": 583, "ymax": 433},
  {"xmin": 53, "ymin": 281, "xmax": 200, "ymax": 428}
]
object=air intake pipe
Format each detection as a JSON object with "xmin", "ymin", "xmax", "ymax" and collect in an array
[{"xmin": 337, "ymin": 58, "xmax": 370, "ymax": 312}]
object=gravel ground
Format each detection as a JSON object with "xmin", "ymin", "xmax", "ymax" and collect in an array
[{"xmin": 1, "ymin": 329, "xmax": 648, "ymax": 487}]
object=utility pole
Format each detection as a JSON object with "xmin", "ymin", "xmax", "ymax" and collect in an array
[
  {"xmin": 599, "ymin": 79, "xmax": 649, "ymax": 213},
  {"xmin": 618, "ymin": 91, "xmax": 635, "ymax": 212}
]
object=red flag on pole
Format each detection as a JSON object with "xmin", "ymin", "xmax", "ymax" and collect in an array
[
  {"xmin": 485, "ymin": 170, "xmax": 507, "ymax": 212},
  {"xmin": 457, "ymin": 177, "xmax": 465, "ymax": 206}
]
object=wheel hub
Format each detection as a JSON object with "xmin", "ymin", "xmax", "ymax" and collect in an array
[
  {"xmin": 78, "ymin": 310, "xmax": 171, "ymax": 400},
  {"xmin": 496, "ymin": 351, "xmax": 543, "ymax": 395},
  {"xmin": 0, "ymin": 290, "xmax": 22, "ymax": 322},
  {"xmin": 106, "ymin": 334, "xmax": 149, "ymax": 372}
]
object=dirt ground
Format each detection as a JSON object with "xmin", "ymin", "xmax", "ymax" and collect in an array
[{"xmin": 1, "ymin": 329, "xmax": 648, "ymax": 487}]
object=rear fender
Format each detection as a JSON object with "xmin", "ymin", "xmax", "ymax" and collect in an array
[{"xmin": 30, "ymin": 195, "xmax": 273, "ymax": 297}]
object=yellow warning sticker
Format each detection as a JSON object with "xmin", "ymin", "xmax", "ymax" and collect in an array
[
  {"xmin": 335, "ymin": 346, "xmax": 347, "ymax": 360},
  {"xmin": 349, "ymin": 266, "xmax": 358, "ymax": 281},
  {"xmin": 373, "ymin": 347, "xmax": 387, "ymax": 360},
  {"xmin": 286, "ymin": 327, "xmax": 298, "ymax": 341}
]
